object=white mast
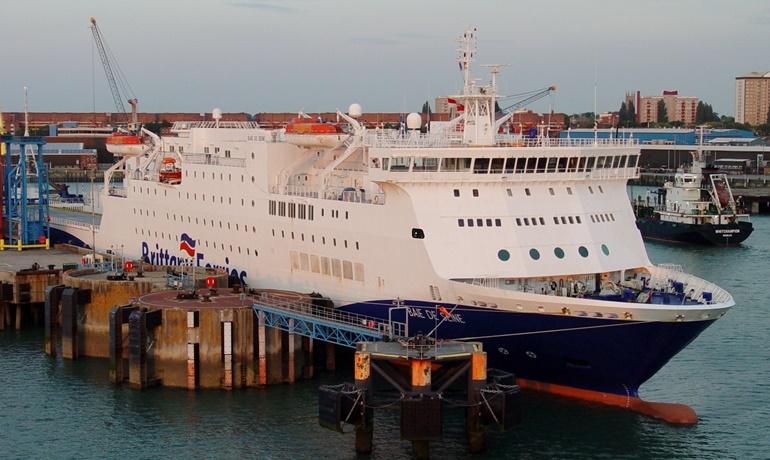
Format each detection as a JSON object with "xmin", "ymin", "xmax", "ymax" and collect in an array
[{"xmin": 453, "ymin": 28, "xmax": 496, "ymax": 146}]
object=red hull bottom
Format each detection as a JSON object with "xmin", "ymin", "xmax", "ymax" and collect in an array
[{"xmin": 518, "ymin": 378, "xmax": 698, "ymax": 424}]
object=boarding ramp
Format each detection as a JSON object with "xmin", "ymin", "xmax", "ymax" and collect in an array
[{"xmin": 252, "ymin": 292, "xmax": 405, "ymax": 348}]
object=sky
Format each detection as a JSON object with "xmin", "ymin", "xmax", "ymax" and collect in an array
[{"xmin": 2, "ymin": 0, "xmax": 770, "ymax": 119}]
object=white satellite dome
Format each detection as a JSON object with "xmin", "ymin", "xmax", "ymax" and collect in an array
[
  {"xmin": 348, "ymin": 103, "xmax": 362, "ymax": 118},
  {"xmin": 212, "ymin": 108, "xmax": 222, "ymax": 120},
  {"xmin": 406, "ymin": 112, "xmax": 422, "ymax": 130}
]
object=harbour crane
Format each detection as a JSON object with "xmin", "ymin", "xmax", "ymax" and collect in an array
[
  {"xmin": 89, "ymin": 17, "xmax": 139, "ymax": 131},
  {"xmin": 494, "ymin": 85, "xmax": 556, "ymax": 132}
]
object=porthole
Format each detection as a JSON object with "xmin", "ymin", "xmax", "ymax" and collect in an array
[
  {"xmin": 529, "ymin": 248, "xmax": 540, "ymax": 260},
  {"xmin": 601, "ymin": 244, "xmax": 609, "ymax": 256},
  {"xmin": 578, "ymin": 246, "xmax": 589, "ymax": 257},
  {"xmin": 554, "ymin": 247, "xmax": 565, "ymax": 259},
  {"xmin": 498, "ymin": 249, "xmax": 510, "ymax": 261}
]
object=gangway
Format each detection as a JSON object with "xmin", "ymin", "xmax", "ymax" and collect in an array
[{"xmin": 252, "ymin": 293, "xmax": 407, "ymax": 348}]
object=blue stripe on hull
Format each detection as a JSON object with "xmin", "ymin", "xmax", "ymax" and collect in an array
[{"xmin": 340, "ymin": 299, "xmax": 715, "ymax": 397}]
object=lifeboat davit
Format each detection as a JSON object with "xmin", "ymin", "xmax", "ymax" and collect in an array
[
  {"xmin": 284, "ymin": 118, "xmax": 350, "ymax": 149},
  {"xmin": 158, "ymin": 157, "xmax": 182, "ymax": 184},
  {"xmin": 106, "ymin": 132, "xmax": 149, "ymax": 156}
]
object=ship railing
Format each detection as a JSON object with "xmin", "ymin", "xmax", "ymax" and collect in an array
[
  {"xmin": 471, "ymin": 275, "xmax": 499, "ymax": 290},
  {"xmin": 362, "ymin": 130, "xmax": 640, "ymax": 149},
  {"xmin": 107, "ymin": 186, "xmax": 128, "ymax": 198},
  {"xmin": 254, "ymin": 292, "xmax": 393, "ymax": 337},
  {"xmin": 650, "ymin": 263, "xmax": 732, "ymax": 305},
  {"xmin": 280, "ymin": 184, "xmax": 385, "ymax": 205},
  {"xmin": 48, "ymin": 216, "xmax": 94, "ymax": 231},
  {"xmin": 182, "ymin": 153, "xmax": 246, "ymax": 168},
  {"xmin": 170, "ymin": 121, "xmax": 261, "ymax": 132}
]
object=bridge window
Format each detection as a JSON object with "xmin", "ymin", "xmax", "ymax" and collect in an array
[
  {"xmin": 504, "ymin": 158, "xmax": 515, "ymax": 173},
  {"xmin": 473, "ymin": 158, "xmax": 490, "ymax": 174},
  {"xmin": 490, "ymin": 158, "xmax": 505, "ymax": 173},
  {"xmin": 389, "ymin": 156, "xmax": 412, "ymax": 171}
]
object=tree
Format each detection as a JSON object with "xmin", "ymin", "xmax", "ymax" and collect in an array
[
  {"xmin": 627, "ymin": 100, "xmax": 636, "ymax": 124},
  {"xmin": 657, "ymin": 100, "xmax": 668, "ymax": 123},
  {"xmin": 696, "ymin": 101, "xmax": 716, "ymax": 124},
  {"xmin": 618, "ymin": 102, "xmax": 628, "ymax": 124},
  {"xmin": 421, "ymin": 101, "xmax": 431, "ymax": 114}
]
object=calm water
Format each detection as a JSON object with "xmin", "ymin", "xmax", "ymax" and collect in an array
[{"xmin": 2, "ymin": 218, "xmax": 770, "ymax": 459}]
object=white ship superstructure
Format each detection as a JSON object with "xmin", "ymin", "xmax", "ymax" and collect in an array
[{"xmin": 53, "ymin": 29, "xmax": 733, "ymax": 422}]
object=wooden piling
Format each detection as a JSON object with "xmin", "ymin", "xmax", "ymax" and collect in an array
[
  {"xmin": 187, "ymin": 311, "xmax": 200, "ymax": 390},
  {"xmin": 223, "ymin": 321, "xmax": 233, "ymax": 390},
  {"xmin": 44, "ymin": 285, "xmax": 65, "ymax": 356},
  {"xmin": 354, "ymin": 352, "xmax": 374, "ymax": 454},
  {"xmin": 326, "ymin": 342, "xmax": 336, "ymax": 371},
  {"xmin": 467, "ymin": 351, "xmax": 488, "ymax": 454},
  {"xmin": 302, "ymin": 336, "xmax": 313, "ymax": 379},
  {"xmin": 128, "ymin": 309, "xmax": 148, "ymax": 389},
  {"xmin": 61, "ymin": 288, "xmax": 79, "ymax": 359},
  {"xmin": 287, "ymin": 319, "xmax": 295, "ymax": 384},
  {"xmin": 109, "ymin": 305, "xmax": 138, "ymax": 383},
  {"xmin": 258, "ymin": 311, "xmax": 267, "ymax": 386}
]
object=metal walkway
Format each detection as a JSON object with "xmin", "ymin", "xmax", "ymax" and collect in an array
[{"xmin": 252, "ymin": 293, "xmax": 405, "ymax": 348}]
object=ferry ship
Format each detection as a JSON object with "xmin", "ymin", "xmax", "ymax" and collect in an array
[{"xmin": 53, "ymin": 29, "xmax": 734, "ymax": 423}]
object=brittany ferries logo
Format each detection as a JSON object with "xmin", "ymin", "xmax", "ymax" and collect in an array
[
  {"xmin": 179, "ymin": 233, "xmax": 196, "ymax": 257},
  {"xmin": 141, "ymin": 232, "xmax": 248, "ymax": 285}
]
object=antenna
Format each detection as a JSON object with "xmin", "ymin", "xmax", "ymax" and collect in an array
[{"xmin": 593, "ymin": 55, "xmax": 598, "ymax": 143}]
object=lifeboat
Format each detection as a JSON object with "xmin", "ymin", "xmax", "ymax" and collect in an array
[
  {"xmin": 105, "ymin": 132, "xmax": 149, "ymax": 156},
  {"xmin": 158, "ymin": 157, "xmax": 182, "ymax": 184},
  {"xmin": 284, "ymin": 118, "xmax": 350, "ymax": 149}
]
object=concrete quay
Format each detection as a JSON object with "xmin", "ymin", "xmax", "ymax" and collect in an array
[{"xmin": 0, "ymin": 246, "xmax": 330, "ymax": 390}]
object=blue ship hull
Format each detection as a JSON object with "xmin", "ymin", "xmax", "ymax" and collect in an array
[{"xmin": 341, "ymin": 299, "xmax": 716, "ymax": 398}]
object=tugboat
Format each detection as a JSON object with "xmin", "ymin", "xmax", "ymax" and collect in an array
[{"xmin": 634, "ymin": 150, "xmax": 753, "ymax": 245}]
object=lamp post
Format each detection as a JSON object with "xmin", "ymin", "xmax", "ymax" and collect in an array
[{"xmin": 90, "ymin": 169, "xmax": 96, "ymax": 264}]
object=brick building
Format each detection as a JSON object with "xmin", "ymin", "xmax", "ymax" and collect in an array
[
  {"xmin": 628, "ymin": 90, "xmax": 698, "ymax": 125},
  {"xmin": 735, "ymin": 72, "xmax": 770, "ymax": 125}
]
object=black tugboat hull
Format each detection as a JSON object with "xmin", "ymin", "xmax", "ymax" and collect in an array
[{"xmin": 636, "ymin": 219, "xmax": 753, "ymax": 245}]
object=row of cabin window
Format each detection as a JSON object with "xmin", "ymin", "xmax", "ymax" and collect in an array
[
  {"xmin": 273, "ymin": 228, "xmax": 360, "ymax": 250},
  {"xmin": 133, "ymin": 207, "xmax": 259, "ymax": 233},
  {"xmin": 382, "ymin": 154, "xmax": 638, "ymax": 174},
  {"xmin": 458, "ymin": 218, "xmax": 503, "ymax": 228},
  {"xmin": 456, "ymin": 185, "xmax": 604, "ymax": 199},
  {"xmin": 290, "ymin": 251, "xmax": 365, "ymax": 282}
]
